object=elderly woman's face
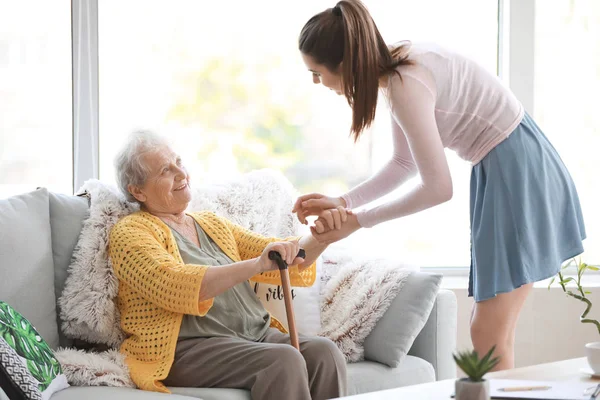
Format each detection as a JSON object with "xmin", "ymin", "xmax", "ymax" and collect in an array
[{"xmin": 130, "ymin": 146, "xmax": 191, "ymax": 213}]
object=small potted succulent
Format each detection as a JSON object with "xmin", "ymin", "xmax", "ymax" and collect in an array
[{"xmin": 453, "ymin": 345, "xmax": 500, "ymax": 400}]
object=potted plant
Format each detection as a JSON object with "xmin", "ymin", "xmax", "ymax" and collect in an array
[
  {"xmin": 549, "ymin": 258, "xmax": 600, "ymax": 373},
  {"xmin": 453, "ymin": 346, "xmax": 500, "ymax": 400}
]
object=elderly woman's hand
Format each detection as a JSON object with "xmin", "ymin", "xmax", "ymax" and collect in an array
[
  {"xmin": 257, "ymin": 240, "xmax": 305, "ymax": 272},
  {"xmin": 313, "ymin": 206, "xmax": 352, "ymax": 234},
  {"xmin": 310, "ymin": 211, "xmax": 361, "ymax": 245}
]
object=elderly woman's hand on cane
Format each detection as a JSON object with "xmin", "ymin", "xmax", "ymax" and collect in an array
[{"xmin": 268, "ymin": 248, "xmax": 306, "ymax": 351}]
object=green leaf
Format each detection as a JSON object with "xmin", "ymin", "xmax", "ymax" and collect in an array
[
  {"xmin": 562, "ymin": 259, "xmax": 575, "ymax": 270},
  {"xmin": 0, "ymin": 302, "xmax": 62, "ymax": 391},
  {"xmin": 588, "ymin": 266, "xmax": 599, "ymax": 271},
  {"xmin": 479, "ymin": 345, "xmax": 495, "ymax": 367},
  {"xmin": 548, "ymin": 276, "xmax": 556, "ymax": 289},
  {"xmin": 578, "ymin": 264, "xmax": 587, "ymax": 279},
  {"xmin": 560, "ymin": 277, "xmax": 575, "ymax": 285},
  {"xmin": 586, "ymin": 291, "xmax": 592, "ymax": 295}
]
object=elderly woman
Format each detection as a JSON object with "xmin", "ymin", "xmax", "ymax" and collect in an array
[{"xmin": 109, "ymin": 131, "xmax": 348, "ymax": 400}]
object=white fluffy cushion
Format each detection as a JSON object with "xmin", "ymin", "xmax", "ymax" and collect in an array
[
  {"xmin": 318, "ymin": 247, "xmax": 415, "ymax": 362},
  {"xmin": 59, "ymin": 182, "xmax": 137, "ymax": 347},
  {"xmin": 187, "ymin": 169, "xmax": 300, "ymax": 238},
  {"xmin": 54, "ymin": 348, "xmax": 135, "ymax": 388}
]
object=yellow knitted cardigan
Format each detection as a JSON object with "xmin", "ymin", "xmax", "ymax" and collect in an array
[{"xmin": 109, "ymin": 210, "xmax": 316, "ymax": 393}]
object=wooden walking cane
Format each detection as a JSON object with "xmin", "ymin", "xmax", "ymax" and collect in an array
[{"xmin": 268, "ymin": 248, "xmax": 306, "ymax": 351}]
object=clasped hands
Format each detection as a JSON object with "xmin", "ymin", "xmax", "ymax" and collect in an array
[{"xmin": 292, "ymin": 193, "xmax": 361, "ymax": 245}]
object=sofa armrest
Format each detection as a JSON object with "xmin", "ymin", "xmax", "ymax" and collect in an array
[{"xmin": 408, "ymin": 289, "xmax": 457, "ymax": 380}]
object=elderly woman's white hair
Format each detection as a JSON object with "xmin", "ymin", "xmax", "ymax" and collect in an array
[{"xmin": 114, "ymin": 130, "xmax": 171, "ymax": 203}]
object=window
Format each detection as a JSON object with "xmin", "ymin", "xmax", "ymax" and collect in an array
[
  {"xmin": 98, "ymin": 0, "xmax": 498, "ymax": 266},
  {"xmin": 99, "ymin": 0, "xmax": 369, "ymax": 194},
  {"xmin": 0, "ymin": 1, "xmax": 72, "ymax": 198},
  {"xmin": 534, "ymin": 0, "xmax": 600, "ymax": 263},
  {"xmin": 1, "ymin": 1, "xmax": 596, "ymax": 270}
]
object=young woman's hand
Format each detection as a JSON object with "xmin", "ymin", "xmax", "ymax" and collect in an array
[
  {"xmin": 292, "ymin": 193, "xmax": 347, "ymax": 224},
  {"xmin": 310, "ymin": 212, "xmax": 361, "ymax": 245},
  {"xmin": 257, "ymin": 241, "xmax": 305, "ymax": 272}
]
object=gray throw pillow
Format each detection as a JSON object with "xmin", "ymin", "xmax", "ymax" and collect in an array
[
  {"xmin": 363, "ymin": 272, "xmax": 442, "ymax": 367},
  {"xmin": 48, "ymin": 193, "xmax": 89, "ymax": 304},
  {"xmin": 48, "ymin": 193, "xmax": 90, "ymax": 348},
  {"xmin": 0, "ymin": 188, "xmax": 59, "ymax": 349}
]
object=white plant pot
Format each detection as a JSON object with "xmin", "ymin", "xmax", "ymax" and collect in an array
[
  {"xmin": 586, "ymin": 342, "xmax": 600, "ymax": 374},
  {"xmin": 455, "ymin": 378, "xmax": 490, "ymax": 400}
]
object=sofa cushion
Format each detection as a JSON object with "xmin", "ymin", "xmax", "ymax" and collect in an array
[
  {"xmin": 346, "ymin": 357, "xmax": 435, "ymax": 395},
  {"xmin": 51, "ymin": 387, "xmax": 200, "ymax": 400},
  {"xmin": 0, "ymin": 188, "xmax": 59, "ymax": 349},
  {"xmin": 170, "ymin": 387, "xmax": 250, "ymax": 400},
  {"xmin": 48, "ymin": 193, "xmax": 89, "ymax": 347},
  {"xmin": 168, "ymin": 358, "xmax": 435, "ymax": 399},
  {"xmin": 0, "ymin": 301, "xmax": 69, "ymax": 398},
  {"xmin": 363, "ymin": 272, "xmax": 442, "ymax": 367},
  {"xmin": 408, "ymin": 289, "xmax": 458, "ymax": 380}
]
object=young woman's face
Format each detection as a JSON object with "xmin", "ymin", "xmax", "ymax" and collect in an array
[{"xmin": 301, "ymin": 53, "xmax": 343, "ymax": 95}]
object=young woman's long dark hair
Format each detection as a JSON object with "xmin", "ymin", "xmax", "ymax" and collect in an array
[{"xmin": 299, "ymin": 0, "xmax": 412, "ymax": 141}]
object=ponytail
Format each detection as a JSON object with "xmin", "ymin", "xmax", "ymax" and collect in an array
[{"xmin": 299, "ymin": 0, "xmax": 412, "ymax": 141}]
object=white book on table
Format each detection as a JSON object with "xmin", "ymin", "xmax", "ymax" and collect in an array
[{"xmin": 489, "ymin": 379, "xmax": 599, "ymax": 400}]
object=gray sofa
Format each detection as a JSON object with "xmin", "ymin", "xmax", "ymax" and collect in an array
[{"xmin": 0, "ymin": 188, "xmax": 457, "ymax": 400}]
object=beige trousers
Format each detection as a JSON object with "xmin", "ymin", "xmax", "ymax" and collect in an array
[{"xmin": 163, "ymin": 328, "xmax": 347, "ymax": 400}]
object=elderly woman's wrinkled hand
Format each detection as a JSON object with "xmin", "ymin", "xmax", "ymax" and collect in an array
[
  {"xmin": 257, "ymin": 240, "xmax": 305, "ymax": 272},
  {"xmin": 310, "ymin": 211, "xmax": 361, "ymax": 245},
  {"xmin": 312, "ymin": 206, "xmax": 352, "ymax": 234}
]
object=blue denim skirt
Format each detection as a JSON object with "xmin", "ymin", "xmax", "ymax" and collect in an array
[{"xmin": 468, "ymin": 113, "xmax": 586, "ymax": 302}]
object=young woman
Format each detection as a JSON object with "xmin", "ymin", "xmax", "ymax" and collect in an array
[{"xmin": 293, "ymin": 0, "xmax": 586, "ymax": 370}]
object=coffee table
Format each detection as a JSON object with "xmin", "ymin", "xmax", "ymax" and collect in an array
[{"xmin": 339, "ymin": 357, "xmax": 598, "ymax": 399}]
